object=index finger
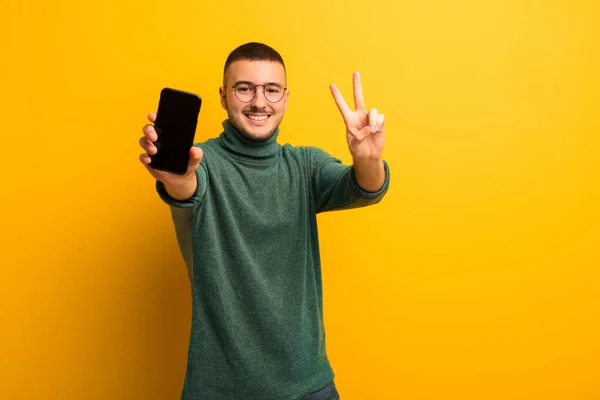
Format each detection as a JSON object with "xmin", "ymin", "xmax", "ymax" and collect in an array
[
  {"xmin": 330, "ymin": 84, "xmax": 351, "ymax": 118},
  {"xmin": 148, "ymin": 112, "xmax": 156, "ymax": 123},
  {"xmin": 353, "ymin": 71, "xmax": 365, "ymax": 111}
]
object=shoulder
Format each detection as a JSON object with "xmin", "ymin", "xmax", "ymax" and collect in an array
[
  {"xmin": 281, "ymin": 143, "xmax": 343, "ymax": 170},
  {"xmin": 281, "ymin": 143, "xmax": 319, "ymax": 162},
  {"xmin": 281, "ymin": 143, "xmax": 333, "ymax": 158}
]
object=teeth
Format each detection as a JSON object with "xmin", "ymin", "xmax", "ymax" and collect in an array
[{"xmin": 247, "ymin": 114, "xmax": 268, "ymax": 121}]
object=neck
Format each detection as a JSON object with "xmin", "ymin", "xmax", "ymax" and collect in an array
[{"xmin": 219, "ymin": 119, "xmax": 281, "ymax": 160}]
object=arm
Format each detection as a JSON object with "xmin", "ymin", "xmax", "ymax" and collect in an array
[
  {"xmin": 155, "ymin": 154, "xmax": 208, "ymax": 209},
  {"xmin": 139, "ymin": 112, "xmax": 204, "ymax": 204},
  {"xmin": 330, "ymin": 71, "xmax": 387, "ymax": 193},
  {"xmin": 162, "ymin": 172, "xmax": 198, "ymax": 201},
  {"xmin": 310, "ymin": 147, "xmax": 390, "ymax": 213},
  {"xmin": 353, "ymin": 158, "xmax": 385, "ymax": 193}
]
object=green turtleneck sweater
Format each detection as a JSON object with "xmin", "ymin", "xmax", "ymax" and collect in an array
[{"xmin": 156, "ymin": 120, "xmax": 390, "ymax": 400}]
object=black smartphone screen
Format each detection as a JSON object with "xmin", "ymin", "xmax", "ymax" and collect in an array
[{"xmin": 149, "ymin": 88, "xmax": 202, "ymax": 175}]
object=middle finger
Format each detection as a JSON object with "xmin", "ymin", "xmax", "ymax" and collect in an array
[
  {"xmin": 139, "ymin": 136, "xmax": 157, "ymax": 154},
  {"xmin": 368, "ymin": 108, "xmax": 379, "ymax": 132},
  {"xmin": 143, "ymin": 124, "xmax": 158, "ymax": 141}
]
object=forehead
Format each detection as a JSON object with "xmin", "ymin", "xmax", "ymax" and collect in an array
[{"xmin": 225, "ymin": 60, "xmax": 286, "ymax": 84}]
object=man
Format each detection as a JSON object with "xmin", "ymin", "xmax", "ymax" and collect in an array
[{"xmin": 138, "ymin": 42, "xmax": 390, "ymax": 400}]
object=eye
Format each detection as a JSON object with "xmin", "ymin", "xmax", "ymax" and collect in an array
[
  {"xmin": 266, "ymin": 84, "xmax": 282, "ymax": 93},
  {"xmin": 236, "ymin": 84, "xmax": 253, "ymax": 93}
]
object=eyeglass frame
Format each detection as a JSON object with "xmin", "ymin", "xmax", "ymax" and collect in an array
[{"xmin": 223, "ymin": 81, "xmax": 288, "ymax": 103}]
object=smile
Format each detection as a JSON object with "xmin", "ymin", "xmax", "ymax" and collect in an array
[{"xmin": 245, "ymin": 114, "xmax": 270, "ymax": 121}]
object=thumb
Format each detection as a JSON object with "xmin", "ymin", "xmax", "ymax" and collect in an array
[{"xmin": 187, "ymin": 146, "xmax": 203, "ymax": 172}]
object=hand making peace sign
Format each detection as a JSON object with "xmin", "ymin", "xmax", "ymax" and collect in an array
[{"xmin": 330, "ymin": 72, "xmax": 386, "ymax": 162}]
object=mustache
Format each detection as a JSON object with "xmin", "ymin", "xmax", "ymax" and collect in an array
[{"xmin": 243, "ymin": 107, "xmax": 271, "ymax": 114}]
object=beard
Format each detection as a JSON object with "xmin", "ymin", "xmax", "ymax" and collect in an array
[{"xmin": 227, "ymin": 106, "xmax": 283, "ymax": 142}]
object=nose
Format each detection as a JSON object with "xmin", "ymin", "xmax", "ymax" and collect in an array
[{"xmin": 250, "ymin": 85, "xmax": 267, "ymax": 108}]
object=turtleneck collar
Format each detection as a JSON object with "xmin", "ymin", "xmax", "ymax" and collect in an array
[{"xmin": 218, "ymin": 119, "xmax": 281, "ymax": 160}]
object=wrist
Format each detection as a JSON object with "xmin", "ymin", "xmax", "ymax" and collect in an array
[
  {"xmin": 163, "ymin": 172, "xmax": 197, "ymax": 201},
  {"xmin": 352, "ymin": 157, "xmax": 383, "ymax": 168},
  {"xmin": 352, "ymin": 158, "xmax": 385, "ymax": 193},
  {"xmin": 169, "ymin": 172, "xmax": 196, "ymax": 187}
]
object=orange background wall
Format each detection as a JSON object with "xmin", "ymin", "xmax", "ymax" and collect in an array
[{"xmin": 1, "ymin": 0, "xmax": 599, "ymax": 399}]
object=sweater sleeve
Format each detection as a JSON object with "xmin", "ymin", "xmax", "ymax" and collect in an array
[
  {"xmin": 154, "ymin": 149, "xmax": 208, "ymax": 282},
  {"xmin": 310, "ymin": 147, "xmax": 390, "ymax": 213}
]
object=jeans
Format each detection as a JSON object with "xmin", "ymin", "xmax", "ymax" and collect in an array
[{"xmin": 299, "ymin": 382, "xmax": 340, "ymax": 400}]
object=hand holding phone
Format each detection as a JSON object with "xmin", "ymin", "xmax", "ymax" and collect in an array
[
  {"xmin": 148, "ymin": 87, "xmax": 202, "ymax": 175},
  {"xmin": 139, "ymin": 88, "xmax": 203, "ymax": 199}
]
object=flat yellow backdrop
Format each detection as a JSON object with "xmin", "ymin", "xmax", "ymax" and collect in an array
[{"xmin": 1, "ymin": 0, "xmax": 598, "ymax": 399}]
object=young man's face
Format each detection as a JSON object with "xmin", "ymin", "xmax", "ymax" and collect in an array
[{"xmin": 220, "ymin": 60, "xmax": 289, "ymax": 141}]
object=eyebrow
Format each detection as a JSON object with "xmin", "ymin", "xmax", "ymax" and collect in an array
[{"xmin": 233, "ymin": 80, "xmax": 284, "ymax": 87}]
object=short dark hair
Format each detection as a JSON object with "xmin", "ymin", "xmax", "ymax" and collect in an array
[{"xmin": 223, "ymin": 42, "xmax": 286, "ymax": 77}]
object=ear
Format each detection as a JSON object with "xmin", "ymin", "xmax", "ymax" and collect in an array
[
  {"xmin": 283, "ymin": 89, "xmax": 290, "ymax": 112},
  {"xmin": 219, "ymin": 87, "xmax": 227, "ymax": 110}
]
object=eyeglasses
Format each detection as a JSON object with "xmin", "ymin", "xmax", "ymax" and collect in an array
[{"xmin": 224, "ymin": 81, "xmax": 287, "ymax": 103}]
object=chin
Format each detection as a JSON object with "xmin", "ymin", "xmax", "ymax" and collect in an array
[
  {"xmin": 241, "ymin": 127, "xmax": 277, "ymax": 142},
  {"xmin": 241, "ymin": 119, "xmax": 280, "ymax": 141}
]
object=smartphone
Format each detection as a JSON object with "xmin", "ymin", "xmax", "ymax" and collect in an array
[{"xmin": 149, "ymin": 87, "xmax": 202, "ymax": 175}]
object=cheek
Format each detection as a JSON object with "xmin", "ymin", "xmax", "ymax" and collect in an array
[
  {"xmin": 225, "ymin": 101, "xmax": 240, "ymax": 115},
  {"xmin": 230, "ymin": 98, "xmax": 247, "ymax": 113},
  {"xmin": 274, "ymin": 103, "xmax": 286, "ymax": 115}
]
